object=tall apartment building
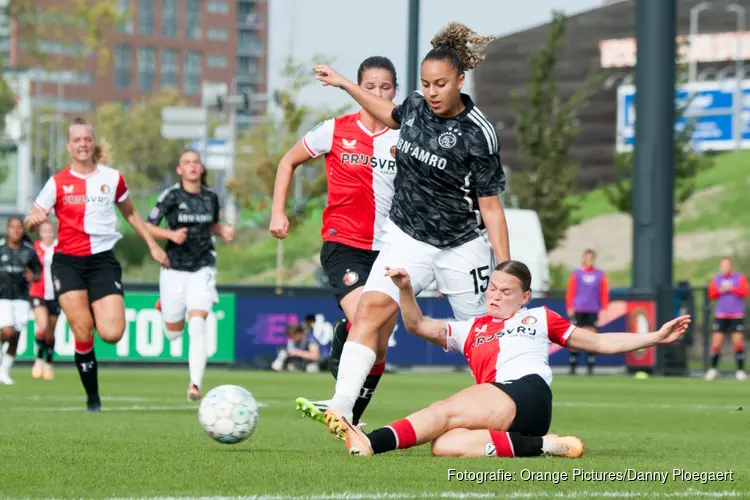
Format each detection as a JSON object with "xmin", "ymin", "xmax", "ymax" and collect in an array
[{"xmin": 3, "ymin": 0, "xmax": 268, "ymax": 124}]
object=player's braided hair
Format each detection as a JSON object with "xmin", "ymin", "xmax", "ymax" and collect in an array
[
  {"xmin": 425, "ymin": 23, "xmax": 495, "ymax": 73},
  {"xmin": 68, "ymin": 116, "xmax": 111, "ymax": 166}
]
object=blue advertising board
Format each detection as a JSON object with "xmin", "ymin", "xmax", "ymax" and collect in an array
[
  {"xmin": 233, "ymin": 295, "xmax": 627, "ymax": 367},
  {"xmin": 617, "ymin": 81, "xmax": 750, "ymax": 153}
]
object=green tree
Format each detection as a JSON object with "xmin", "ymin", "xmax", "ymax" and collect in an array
[
  {"xmin": 8, "ymin": 0, "xmax": 123, "ymax": 71},
  {"xmin": 227, "ymin": 56, "xmax": 349, "ymax": 220},
  {"xmin": 603, "ymin": 58, "xmax": 712, "ymax": 214},
  {"xmin": 509, "ymin": 11, "xmax": 599, "ymax": 252},
  {"xmin": 94, "ymin": 89, "xmax": 187, "ymax": 194}
]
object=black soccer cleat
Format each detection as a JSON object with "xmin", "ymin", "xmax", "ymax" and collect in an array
[
  {"xmin": 328, "ymin": 319, "xmax": 350, "ymax": 379},
  {"xmin": 86, "ymin": 395, "xmax": 102, "ymax": 413}
]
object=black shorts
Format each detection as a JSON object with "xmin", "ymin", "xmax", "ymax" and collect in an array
[
  {"xmin": 713, "ymin": 317, "xmax": 745, "ymax": 334},
  {"xmin": 30, "ymin": 297, "xmax": 60, "ymax": 316},
  {"xmin": 574, "ymin": 312, "xmax": 598, "ymax": 329},
  {"xmin": 51, "ymin": 251, "xmax": 123, "ymax": 303},
  {"xmin": 320, "ymin": 241, "xmax": 378, "ymax": 304},
  {"xmin": 492, "ymin": 374, "xmax": 553, "ymax": 436}
]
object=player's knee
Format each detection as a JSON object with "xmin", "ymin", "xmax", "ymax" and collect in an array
[
  {"xmin": 431, "ymin": 437, "xmax": 459, "ymax": 457},
  {"xmin": 35, "ymin": 319, "xmax": 49, "ymax": 336},
  {"xmin": 97, "ymin": 318, "xmax": 126, "ymax": 344},
  {"xmin": 431, "ymin": 430, "xmax": 468, "ymax": 457},
  {"xmin": 69, "ymin": 323, "xmax": 94, "ymax": 344},
  {"xmin": 1, "ymin": 326, "xmax": 15, "ymax": 339},
  {"xmin": 164, "ymin": 322, "xmax": 184, "ymax": 340},
  {"xmin": 427, "ymin": 399, "xmax": 459, "ymax": 427},
  {"xmin": 351, "ymin": 295, "xmax": 395, "ymax": 339}
]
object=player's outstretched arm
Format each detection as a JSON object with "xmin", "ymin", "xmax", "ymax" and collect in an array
[
  {"xmin": 566, "ymin": 315, "xmax": 691, "ymax": 355},
  {"xmin": 313, "ymin": 65, "xmax": 399, "ymax": 130},
  {"xmin": 385, "ymin": 266, "xmax": 448, "ymax": 349}
]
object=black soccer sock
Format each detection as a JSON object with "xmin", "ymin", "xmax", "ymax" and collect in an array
[
  {"xmin": 328, "ymin": 319, "xmax": 349, "ymax": 380},
  {"xmin": 352, "ymin": 361, "xmax": 385, "ymax": 425},
  {"xmin": 711, "ymin": 347, "xmax": 720, "ymax": 369},
  {"xmin": 35, "ymin": 338, "xmax": 46, "ymax": 360},
  {"xmin": 74, "ymin": 347, "xmax": 99, "ymax": 399},
  {"xmin": 569, "ymin": 353, "xmax": 578, "ymax": 374},
  {"xmin": 45, "ymin": 339, "xmax": 55, "ymax": 363},
  {"xmin": 735, "ymin": 346, "xmax": 745, "ymax": 371},
  {"xmin": 367, "ymin": 427, "xmax": 398, "ymax": 454},
  {"xmin": 489, "ymin": 431, "xmax": 544, "ymax": 457},
  {"xmin": 587, "ymin": 354, "xmax": 595, "ymax": 374}
]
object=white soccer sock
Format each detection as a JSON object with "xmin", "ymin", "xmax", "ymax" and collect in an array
[
  {"xmin": 1, "ymin": 353, "xmax": 14, "ymax": 376},
  {"xmin": 188, "ymin": 317, "xmax": 207, "ymax": 389},
  {"xmin": 330, "ymin": 341, "xmax": 376, "ymax": 419}
]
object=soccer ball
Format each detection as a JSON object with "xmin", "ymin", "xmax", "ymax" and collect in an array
[{"xmin": 198, "ymin": 385, "xmax": 259, "ymax": 444}]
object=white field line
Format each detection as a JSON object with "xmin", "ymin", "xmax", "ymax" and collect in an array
[{"xmin": 79, "ymin": 489, "xmax": 749, "ymax": 500}]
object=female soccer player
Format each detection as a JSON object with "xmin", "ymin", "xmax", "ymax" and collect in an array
[
  {"xmin": 325, "ymin": 261, "xmax": 690, "ymax": 458},
  {"xmin": 271, "ymin": 56, "xmax": 401, "ymax": 424},
  {"xmin": 25, "ymin": 117, "xmax": 168, "ymax": 412},
  {"xmin": 30, "ymin": 220, "xmax": 59, "ymax": 381},
  {"xmin": 305, "ymin": 24, "xmax": 511, "ymax": 432},
  {"xmin": 0, "ymin": 217, "xmax": 42, "ymax": 385},
  {"xmin": 146, "ymin": 149, "xmax": 234, "ymax": 401}
]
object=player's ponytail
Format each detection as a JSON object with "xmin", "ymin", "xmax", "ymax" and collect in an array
[
  {"xmin": 92, "ymin": 138, "xmax": 111, "ymax": 166},
  {"xmin": 425, "ymin": 23, "xmax": 495, "ymax": 73}
]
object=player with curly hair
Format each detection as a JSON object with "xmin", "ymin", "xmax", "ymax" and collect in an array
[{"xmin": 298, "ymin": 24, "xmax": 511, "ymax": 437}]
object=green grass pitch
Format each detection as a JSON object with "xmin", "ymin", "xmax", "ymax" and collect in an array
[{"xmin": 0, "ymin": 367, "xmax": 748, "ymax": 499}]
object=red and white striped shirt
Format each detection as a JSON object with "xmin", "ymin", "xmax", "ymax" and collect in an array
[
  {"xmin": 29, "ymin": 239, "xmax": 58, "ymax": 300},
  {"xmin": 34, "ymin": 166, "xmax": 129, "ymax": 256},
  {"xmin": 446, "ymin": 306, "xmax": 575, "ymax": 386},
  {"xmin": 303, "ymin": 112, "xmax": 398, "ymax": 251}
]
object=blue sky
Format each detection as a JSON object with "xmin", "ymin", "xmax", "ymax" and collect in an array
[{"xmin": 266, "ymin": 0, "xmax": 604, "ymax": 113}]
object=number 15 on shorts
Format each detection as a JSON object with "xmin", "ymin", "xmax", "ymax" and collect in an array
[{"xmin": 470, "ymin": 265, "xmax": 490, "ymax": 294}]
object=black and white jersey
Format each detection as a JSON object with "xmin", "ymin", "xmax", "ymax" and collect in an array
[
  {"xmin": 389, "ymin": 91, "xmax": 505, "ymax": 249},
  {"xmin": 0, "ymin": 239, "xmax": 42, "ymax": 300},
  {"xmin": 147, "ymin": 183, "xmax": 220, "ymax": 272}
]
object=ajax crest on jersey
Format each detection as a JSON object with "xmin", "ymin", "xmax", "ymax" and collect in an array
[
  {"xmin": 438, "ymin": 130, "xmax": 458, "ymax": 149},
  {"xmin": 521, "ymin": 316, "xmax": 537, "ymax": 325},
  {"xmin": 343, "ymin": 270, "xmax": 359, "ymax": 286},
  {"xmin": 198, "ymin": 385, "xmax": 259, "ymax": 445}
]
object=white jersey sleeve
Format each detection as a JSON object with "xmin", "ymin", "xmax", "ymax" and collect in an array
[
  {"xmin": 34, "ymin": 177, "xmax": 57, "ymax": 214},
  {"xmin": 444, "ymin": 319, "xmax": 474, "ymax": 353},
  {"xmin": 301, "ymin": 118, "xmax": 335, "ymax": 158}
]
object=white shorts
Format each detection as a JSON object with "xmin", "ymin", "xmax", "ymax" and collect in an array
[
  {"xmin": 0, "ymin": 299, "xmax": 30, "ymax": 332},
  {"xmin": 363, "ymin": 219, "xmax": 494, "ymax": 320},
  {"xmin": 159, "ymin": 267, "xmax": 218, "ymax": 323}
]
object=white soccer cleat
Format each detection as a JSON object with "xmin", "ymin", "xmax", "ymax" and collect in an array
[
  {"xmin": 736, "ymin": 370, "xmax": 747, "ymax": 381},
  {"xmin": 704, "ymin": 368, "xmax": 719, "ymax": 381},
  {"xmin": 0, "ymin": 373, "xmax": 14, "ymax": 385},
  {"xmin": 43, "ymin": 362, "xmax": 55, "ymax": 381}
]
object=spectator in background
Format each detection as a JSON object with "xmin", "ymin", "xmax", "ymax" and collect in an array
[
  {"xmin": 565, "ymin": 249, "xmax": 609, "ymax": 376},
  {"xmin": 304, "ymin": 313, "xmax": 331, "ymax": 371},
  {"xmin": 705, "ymin": 257, "xmax": 748, "ymax": 381},
  {"xmin": 272, "ymin": 324, "xmax": 321, "ymax": 373}
]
